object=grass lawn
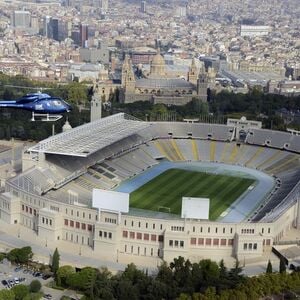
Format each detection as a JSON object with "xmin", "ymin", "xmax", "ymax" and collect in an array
[{"xmin": 129, "ymin": 168, "xmax": 255, "ymax": 220}]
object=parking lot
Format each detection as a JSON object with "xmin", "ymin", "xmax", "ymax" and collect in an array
[
  {"xmin": 0, "ymin": 259, "xmax": 84, "ymax": 300},
  {"xmin": 0, "ymin": 259, "xmax": 54, "ymax": 299}
]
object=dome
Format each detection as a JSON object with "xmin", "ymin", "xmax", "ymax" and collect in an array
[
  {"xmin": 62, "ymin": 120, "xmax": 72, "ymax": 132},
  {"xmin": 150, "ymin": 49, "xmax": 166, "ymax": 77},
  {"xmin": 80, "ymin": 63, "xmax": 101, "ymax": 72},
  {"xmin": 151, "ymin": 50, "xmax": 165, "ymax": 66}
]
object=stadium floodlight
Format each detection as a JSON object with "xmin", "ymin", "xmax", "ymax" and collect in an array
[{"xmin": 181, "ymin": 197, "xmax": 210, "ymax": 220}]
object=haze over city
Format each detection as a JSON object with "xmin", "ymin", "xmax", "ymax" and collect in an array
[{"xmin": 0, "ymin": 0, "xmax": 299, "ymax": 299}]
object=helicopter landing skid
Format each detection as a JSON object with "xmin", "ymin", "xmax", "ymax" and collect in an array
[{"xmin": 31, "ymin": 112, "xmax": 63, "ymax": 122}]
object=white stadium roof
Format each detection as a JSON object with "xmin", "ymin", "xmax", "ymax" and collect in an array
[{"xmin": 28, "ymin": 113, "xmax": 150, "ymax": 157}]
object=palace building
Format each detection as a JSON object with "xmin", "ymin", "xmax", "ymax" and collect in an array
[{"xmin": 120, "ymin": 51, "xmax": 210, "ymax": 105}]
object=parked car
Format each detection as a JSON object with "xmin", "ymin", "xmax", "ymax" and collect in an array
[
  {"xmin": 1, "ymin": 280, "xmax": 8, "ymax": 287},
  {"xmin": 33, "ymin": 271, "xmax": 42, "ymax": 277},
  {"xmin": 8, "ymin": 279, "xmax": 14, "ymax": 287},
  {"xmin": 42, "ymin": 274, "xmax": 52, "ymax": 280}
]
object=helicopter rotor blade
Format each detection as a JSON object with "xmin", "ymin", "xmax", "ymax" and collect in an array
[{"xmin": 2, "ymin": 85, "xmax": 55, "ymax": 90}]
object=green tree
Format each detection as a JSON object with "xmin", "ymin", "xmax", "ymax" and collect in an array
[
  {"xmin": 67, "ymin": 267, "xmax": 97, "ymax": 297},
  {"xmin": 7, "ymin": 246, "xmax": 33, "ymax": 264},
  {"xmin": 67, "ymin": 82, "xmax": 88, "ymax": 105},
  {"xmin": 0, "ymin": 289, "xmax": 15, "ymax": 300},
  {"xmin": 191, "ymin": 262, "xmax": 203, "ymax": 292},
  {"xmin": 199, "ymin": 259, "xmax": 220, "ymax": 287},
  {"xmin": 23, "ymin": 292, "xmax": 43, "ymax": 300},
  {"xmin": 150, "ymin": 103, "xmax": 168, "ymax": 120},
  {"xmin": 114, "ymin": 280, "xmax": 139, "ymax": 300},
  {"xmin": 52, "ymin": 248, "xmax": 60, "ymax": 276},
  {"xmin": 29, "ymin": 280, "xmax": 41, "ymax": 293},
  {"xmin": 56, "ymin": 265, "xmax": 75, "ymax": 286},
  {"xmin": 11, "ymin": 284, "xmax": 28, "ymax": 300},
  {"xmin": 228, "ymin": 260, "xmax": 244, "ymax": 288},
  {"xmin": 0, "ymin": 253, "xmax": 5, "ymax": 262},
  {"xmin": 266, "ymin": 260, "xmax": 273, "ymax": 274},
  {"xmin": 146, "ymin": 279, "xmax": 169, "ymax": 300},
  {"xmin": 170, "ymin": 256, "xmax": 193, "ymax": 293},
  {"xmin": 156, "ymin": 261, "xmax": 178, "ymax": 299},
  {"xmin": 217, "ymin": 259, "xmax": 230, "ymax": 292},
  {"xmin": 279, "ymin": 257, "xmax": 286, "ymax": 273},
  {"xmin": 121, "ymin": 263, "xmax": 146, "ymax": 284}
]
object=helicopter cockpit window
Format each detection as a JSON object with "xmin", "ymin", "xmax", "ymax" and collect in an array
[{"xmin": 53, "ymin": 100, "xmax": 62, "ymax": 106}]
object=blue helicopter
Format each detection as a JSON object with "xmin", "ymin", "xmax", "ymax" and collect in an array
[{"xmin": 0, "ymin": 88, "xmax": 71, "ymax": 121}]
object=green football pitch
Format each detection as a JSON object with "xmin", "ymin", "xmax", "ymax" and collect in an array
[{"xmin": 129, "ymin": 168, "xmax": 255, "ymax": 220}]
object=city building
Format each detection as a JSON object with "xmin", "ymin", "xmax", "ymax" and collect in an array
[
  {"xmin": 100, "ymin": 0, "xmax": 108, "ymax": 14},
  {"xmin": 80, "ymin": 45, "xmax": 109, "ymax": 64},
  {"xmin": 240, "ymin": 25, "xmax": 271, "ymax": 37},
  {"xmin": 140, "ymin": 1, "xmax": 146, "ymax": 13},
  {"xmin": 43, "ymin": 16, "xmax": 51, "ymax": 38},
  {"xmin": 130, "ymin": 47, "xmax": 157, "ymax": 65},
  {"xmin": 80, "ymin": 23, "xmax": 89, "ymax": 48},
  {"xmin": 50, "ymin": 18, "xmax": 59, "ymax": 41},
  {"xmin": 11, "ymin": 11, "xmax": 31, "ymax": 29}
]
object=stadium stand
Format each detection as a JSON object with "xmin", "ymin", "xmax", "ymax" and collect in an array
[{"xmin": 2, "ymin": 114, "xmax": 300, "ymax": 266}]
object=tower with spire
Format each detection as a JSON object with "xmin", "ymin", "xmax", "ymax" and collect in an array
[
  {"xmin": 122, "ymin": 54, "xmax": 136, "ymax": 92},
  {"xmin": 197, "ymin": 64, "xmax": 208, "ymax": 102},
  {"xmin": 188, "ymin": 57, "xmax": 198, "ymax": 85},
  {"xmin": 121, "ymin": 54, "xmax": 136, "ymax": 102}
]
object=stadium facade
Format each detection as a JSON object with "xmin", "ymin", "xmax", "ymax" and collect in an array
[{"xmin": 0, "ymin": 113, "xmax": 300, "ymax": 265}]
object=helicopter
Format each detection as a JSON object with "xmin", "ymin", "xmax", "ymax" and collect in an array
[{"xmin": 0, "ymin": 86, "xmax": 71, "ymax": 121}]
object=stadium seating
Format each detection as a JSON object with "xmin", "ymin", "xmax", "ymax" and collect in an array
[{"xmin": 22, "ymin": 119, "xmax": 298, "ymax": 223}]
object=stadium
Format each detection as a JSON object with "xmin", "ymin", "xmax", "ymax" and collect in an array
[{"xmin": 0, "ymin": 113, "xmax": 300, "ymax": 265}]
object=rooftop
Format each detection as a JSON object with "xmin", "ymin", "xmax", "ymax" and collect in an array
[
  {"xmin": 136, "ymin": 78, "xmax": 195, "ymax": 89},
  {"xmin": 28, "ymin": 113, "xmax": 150, "ymax": 157}
]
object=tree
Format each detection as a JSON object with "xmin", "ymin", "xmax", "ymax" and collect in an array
[
  {"xmin": 199, "ymin": 259, "xmax": 220, "ymax": 288},
  {"xmin": 56, "ymin": 265, "xmax": 75, "ymax": 286},
  {"xmin": 67, "ymin": 82, "xmax": 88, "ymax": 105},
  {"xmin": 156, "ymin": 261, "xmax": 178, "ymax": 299},
  {"xmin": 67, "ymin": 267, "xmax": 97, "ymax": 297},
  {"xmin": 121, "ymin": 263, "xmax": 146, "ymax": 285},
  {"xmin": 170, "ymin": 256, "xmax": 193, "ymax": 293},
  {"xmin": 114, "ymin": 280, "xmax": 139, "ymax": 300},
  {"xmin": 7, "ymin": 246, "xmax": 33, "ymax": 264},
  {"xmin": 0, "ymin": 289, "xmax": 15, "ymax": 300},
  {"xmin": 146, "ymin": 280, "xmax": 169, "ymax": 300},
  {"xmin": 266, "ymin": 260, "xmax": 273, "ymax": 274},
  {"xmin": 0, "ymin": 253, "xmax": 5, "ymax": 262},
  {"xmin": 11, "ymin": 284, "xmax": 28, "ymax": 300},
  {"xmin": 29, "ymin": 280, "xmax": 41, "ymax": 293},
  {"xmin": 228, "ymin": 260, "xmax": 244, "ymax": 288},
  {"xmin": 52, "ymin": 248, "xmax": 60, "ymax": 276},
  {"xmin": 279, "ymin": 257, "xmax": 286, "ymax": 273},
  {"xmin": 217, "ymin": 259, "xmax": 230, "ymax": 292}
]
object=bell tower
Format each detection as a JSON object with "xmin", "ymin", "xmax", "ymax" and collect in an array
[
  {"xmin": 188, "ymin": 58, "xmax": 198, "ymax": 85},
  {"xmin": 197, "ymin": 66, "xmax": 208, "ymax": 102},
  {"xmin": 121, "ymin": 54, "xmax": 130, "ymax": 87}
]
